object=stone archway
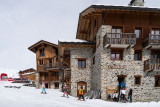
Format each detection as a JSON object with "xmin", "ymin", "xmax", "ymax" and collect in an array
[{"xmin": 77, "ymin": 81, "xmax": 87, "ymax": 97}]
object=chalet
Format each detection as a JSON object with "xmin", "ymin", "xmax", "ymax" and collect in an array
[
  {"xmin": 29, "ymin": 1, "xmax": 160, "ymax": 102},
  {"xmin": 28, "ymin": 40, "xmax": 70, "ymax": 89},
  {"xmin": 19, "ymin": 68, "xmax": 36, "ymax": 81}
]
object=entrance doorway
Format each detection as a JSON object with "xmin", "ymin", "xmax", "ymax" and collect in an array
[
  {"xmin": 77, "ymin": 81, "xmax": 87, "ymax": 97},
  {"xmin": 117, "ymin": 75, "xmax": 126, "ymax": 92},
  {"xmin": 45, "ymin": 83, "xmax": 48, "ymax": 89}
]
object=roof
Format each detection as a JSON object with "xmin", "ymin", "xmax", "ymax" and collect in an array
[
  {"xmin": 76, "ymin": 5, "xmax": 160, "ymax": 41},
  {"xmin": 19, "ymin": 68, "xmax": 36, "ymax": 73},
  {"xmin": 82, "ymin": 5, "xmax": 160, "ymax": 13},
  {"xmin": 59, "ymin": 41, "xmax": 95, "ymax": 47},
  {"xmin": 28, "ymin": 40, "xmax": 58, "ymax": 53}
]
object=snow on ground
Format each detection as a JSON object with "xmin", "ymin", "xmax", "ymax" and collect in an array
[{"xmin": 0, "ymin": 81, "xmax": 160, "ymax": 107}]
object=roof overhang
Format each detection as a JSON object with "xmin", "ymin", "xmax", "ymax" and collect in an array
[
  {"xmin": 28, "ymin": 40, "xmax": 58, "ymax": 53},
  {"xmin": 76, "ymin": 5, "xmax": 160, "ymax": 41}
]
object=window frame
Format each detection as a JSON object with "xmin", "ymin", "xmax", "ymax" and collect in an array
[
  {"xmin": 134, "ymin": 75, "xmax": 141, "ymax": 85},
  {"xmin": 134, "ymin": 50, "xmax": 142, "ymax": 61},
  {"xmin": 155, "ymin": 76, "xmax": 160, "ymax": 87},
  {"xmin": 39, "ymin": 48, "xmax": 45, "ymax": 57},
  {"xmin": 39, "ymin": 60, "xmax": 43, "ymax": 65},
  {"xmin": 135, "ymin": 28, "xmax": 142, "ymax": 38},
  {"xmin": 77, "ymin": 58, "xmax": 86, "ymax": 68},
  {"xmin": 111, "ymin": 50, "xmax": 123, "ymax": 60}
]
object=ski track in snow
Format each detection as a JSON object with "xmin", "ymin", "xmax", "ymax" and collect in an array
[{"xmin": 0, "ymin": 81, "xmax": 160, "ymax": 107}]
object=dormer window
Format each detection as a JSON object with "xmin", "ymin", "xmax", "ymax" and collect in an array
[{"xmin": 40, "ymin": 48, "xmax": 45, "ymax": 57}]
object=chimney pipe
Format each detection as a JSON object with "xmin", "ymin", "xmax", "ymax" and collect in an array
[{"xmin": 129, "ymin": 0, "xmax": 144, "ymax": 6}]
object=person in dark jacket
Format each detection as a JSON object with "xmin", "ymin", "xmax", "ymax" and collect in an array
[{"xmin": 128, "ymin": 88, "xmax": 133, "ymax": 103}]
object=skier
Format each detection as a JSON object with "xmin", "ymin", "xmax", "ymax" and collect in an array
[
  {"xmin": 107, "ymin": 94, "xmax": 111, "ymax": 101},
  {"xmin": 62, "ymin": 83, "xmax": 69, "ymax": 98},
  {"xmin": 78, "ymin": 87, "xmax": 85, "ymax": 101},
  {"xmin": 120, "ymin": 81, "xmax": 125, "ymax": 89},
  {"xmin": 113, "ymin": 90, "xmax": 118, "ymax": 102},
  {"xmin": 128, "ymin": 88, "xmax": 133, "ymax": 103},
  {"xmin": 41, "ymin": 81, "xmax": 47, "ymax": 94},
  {"xmin": 121, "ymin": 88, "xmax": 127, "ymax": 102}
]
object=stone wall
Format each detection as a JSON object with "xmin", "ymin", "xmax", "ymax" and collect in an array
[
  {"xmin": 92, "ymin": 25, "xmax": 160, "ymax": 102},
  {"xmin": 70, "ymin": 47, "xmax": 93, "ymax": 97}
]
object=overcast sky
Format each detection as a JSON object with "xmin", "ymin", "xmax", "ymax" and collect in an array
[{"xmin": 0, "ymin": 0, "xmax": 159, "ymax": 72}]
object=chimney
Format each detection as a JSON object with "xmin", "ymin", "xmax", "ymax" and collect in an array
[{"xmin": 129, "ymin": 0, "xmax": 144, "ymax": 6}]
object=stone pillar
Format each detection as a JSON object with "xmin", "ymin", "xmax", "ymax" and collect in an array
[{"xmin": 35, "ymin": 72, "xmax": 40, "ymax": 89}]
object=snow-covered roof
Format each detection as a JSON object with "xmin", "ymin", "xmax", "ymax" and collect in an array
[{"xmin": 21, "ymin": 72, "xmax": 35, "ymax": 76}]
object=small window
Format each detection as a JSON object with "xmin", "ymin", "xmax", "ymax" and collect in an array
[
  {"xmin": 155, "ymin": 76, "xmax": 160, "ymax": 87},
  {"xmin": 93, "ymin": 56, "xmax": 95, "ymax": 65},
  {"xmin": 39, "ymin": 60, "xmax": 43, "ymax": 65},
  {"xmin": 135, "ymin": 28, "xmax": 142, "ymax": 38},
  {"xmin": 134, "ymin": 50, "xmax": 142, "ymax": 60},
  {"xmin": 111, "ymin": 50, "xmax": 123, "ymax": 60},
  {"xmin": 135, "ymin": 76, "xmax": 141, "ymax": 85},
  {"xmin": 78, "ymin": 59, "xmax": 86, "ymax": 68},
  {"xmin": 40, "ymin": 48, "xmax": 45, "ymax": 57}
]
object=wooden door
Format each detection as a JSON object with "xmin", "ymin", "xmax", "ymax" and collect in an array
[{"xmin": 77, "ymin": 81, "xmax": 87, "ymax": 97}]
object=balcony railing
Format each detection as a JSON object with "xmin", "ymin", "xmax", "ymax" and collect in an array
[
  {"xmin": 103, "ymin": 33, "xmax": 136, "ymax": 48},
  {"xmin": 144, "ymin": 59, "xmax": 160, "ymax": 72},
  {"xmin": 38, "ymin": 62, "xmax": 63, "ymax": 70},
  {"xmin": 143, "ymin": 34, "xmax": 160, "ymax": 48}
]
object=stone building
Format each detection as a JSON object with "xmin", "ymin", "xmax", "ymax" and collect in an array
[{"xmin": 29, "ymin": 4, "xmax": 160, "ymax": 102}]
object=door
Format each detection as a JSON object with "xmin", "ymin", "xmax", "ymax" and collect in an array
[
  {"xmin": 151, "ymin": 51, "xmax": 160, "ymax": 69},
  {"xmin": 45, "ymin": 83, "xmax": 48, "ymax": 88},
  {"xmin": 49, "ymin": 59, "xmax": 52, "ymax": 68},
  {"xmin": 77, "ymin": 81, "xmax": 87, "ymax": 97}
]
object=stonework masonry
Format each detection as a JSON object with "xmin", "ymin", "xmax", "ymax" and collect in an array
[
  {"xmin": 70, "ymin": 47, "xmax": 93, "ymax": 97},
  {"xmin": 90, "ymin": 25, "xmax": 160, "ymax": 102}
]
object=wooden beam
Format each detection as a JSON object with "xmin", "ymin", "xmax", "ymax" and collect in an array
[{"xmin": 48, "ymin": 71, "xmax": 51, "ymax": 89}]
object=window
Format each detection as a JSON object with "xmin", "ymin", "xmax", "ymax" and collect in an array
[
  {"xmin": 135, "ymin": 76, "xmax": 141, "ymax": 85},
  {"xmin": 135, "ymin": 28, "xmax": 142, "ymax": 38},
  {"xmin": 54, "ymin": 82, "xmax": 59, "ymax": 89},
  {"xmin": 39, "ymin": 60, "xmax": 43, "ymax": 65},
  {"xmin": 40, "ymin": 48, "xmax": 45, "ymax": 57},
  {"xmin": 134, "ymin": 50, "xmax": 142, "ymax": 60},
  {"xmin": 93, "ymin": 56, "xmax": 95, "ymax": 65},
  {"xmin": 112, "ymin": 27, "xmax": 122, "ymax": 38},
  {"xmin": 111, "ymin": 50, "xmax": 123, "ymax": 60},
  {"xmin": 78, "ymin": 59, "xmax": 86, "ymax": 68},
  {"xmin": 155, "ymin": 76, "xmax": 160, "ymax": 87},
  {"xmin": 151, "ymin": 29, "xmax": 160, "ymax": 40}
]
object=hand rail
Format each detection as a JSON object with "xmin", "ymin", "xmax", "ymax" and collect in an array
[{"xmin": 103, "ymin": 33, "xmax": 136, "ymax": 46}]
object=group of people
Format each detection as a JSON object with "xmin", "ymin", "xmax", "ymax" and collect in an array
[
  {"xmin": 41, "ymin": 81, "xmax": 85, "ymax": 101},
  {"xmin": 107, "ymin": 81, "xmax": 133, "ymax": 103},
  {"xmin": 41, "ymin": 81, "xmax": 132, "ymax": 102}
]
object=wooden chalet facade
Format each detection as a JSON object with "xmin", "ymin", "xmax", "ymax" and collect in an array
[
  {"xmin": 28, "ymin": 40, "xmax": 67, "ymax": 89},
  {"xmin": 19, "ymin": 68, "xmax": 36, "ymax": 81}
]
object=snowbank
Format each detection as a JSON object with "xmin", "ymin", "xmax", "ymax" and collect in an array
[{"xmin": 0, "ymin": 81, "xmax": 160, "ymax": 107}]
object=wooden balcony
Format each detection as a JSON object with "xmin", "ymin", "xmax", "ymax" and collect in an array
[
  {"xmin": 143, "ymin": 34, "xmax": 160, "ymax": 49},
  {"xmin": 103, "ymin": 33, "xmax": 136, "ymax": 49},
  {"xmin": 38, "ymin": 62, "xmax": 63, "ymax": 71},
  {"xmin": 144, "ymin": 59, "xmax": 160, "ymax": 72}
]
